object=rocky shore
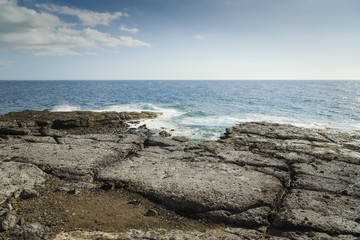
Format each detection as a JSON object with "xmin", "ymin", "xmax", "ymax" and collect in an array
[{"xmin": 0, "ymin": 110, "xmax": 359, "ymax": 239}]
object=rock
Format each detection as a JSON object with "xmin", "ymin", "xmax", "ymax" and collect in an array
[
  {"xmin": 159, "ymin": 130, "xmax": 171, "ymax": 137},
  {"xmin": 1, "ymin": 134, "xmax": 144, "ymax": 181},
  {"xmin": 1, "ymin": 111, "xmax": 360, "ymax": 238},
  {"xmin": 145, "ymin": 209, "xmax": 158, "ymax": 217},
  {"xmin": 0, "ymin": 211, "xmax": 18, "ymax": 232},
  {"xmin": 0, "ymin": 128, "xmax": 30, "ymax": 135},
  {"xmin": 13, "ymin": 223, "xmax": 50, "ymax": 240},
  {"xmin": 272, "ymin": 189, "xmax": 360, "ymax": 235},
  {"xmin": 0, "ymin": 110, "xmax": 161, "ymax": 130},
  {"xmin": 53, "ymin": 227, "xmax": 264, "ymax": 239},
  {"xmin": 67, "ymin": 189, "xmax": 79, "ymax": 195},
  {"xmin": 19, "ymin": 189, "xmax": 38, "ymax": 200},
  {"xmin": 172, "ymin": 136, "xmax": 189, "ymax": 142},
  {"xmin": 0, "ymin": 162, "xmax": 47, "ymax": 204},
  {"xmin": 138, "ymin": 124, "xmax": 147, "ymax": 129},
  {"xmin": 145, "ymin": 136, "xmax": 184, "ymax": 147},
  {"xmin": 97, "ymin": 143, "xmax": 284, "ymax": 226},
  {"xmin": 54, "ymin": 187, "xmax": 70, "ymax": 193}
]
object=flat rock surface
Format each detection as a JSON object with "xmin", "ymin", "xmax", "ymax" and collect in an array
[
  {"xmin": 1, "ymin": 111, "xmax": 360, "ymax": 239},
  {"xmin": 0, "ymin": 134, "xmax": 144, "ymax": 181},
  {"xmin": 97, "ymin": 146, "xmax": 283, "ymax": 226}
]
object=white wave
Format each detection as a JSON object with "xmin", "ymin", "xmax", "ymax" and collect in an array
[
  {"xmin": 51, "ymin": 104, "xmax": 80, "ymax": 112},
  {"xmin": 49, "ymin": 104, "xmax": 359, "ymax": 141}
]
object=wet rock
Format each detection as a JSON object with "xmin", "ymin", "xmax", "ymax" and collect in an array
[{"xmin": 0, "ymin": 110, "xmax": 161, "ymax": 130}]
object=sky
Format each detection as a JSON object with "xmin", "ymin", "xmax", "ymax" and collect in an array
[{"xmin": 0, "ymin": 0, "xmax": 360, "ymax": 80}]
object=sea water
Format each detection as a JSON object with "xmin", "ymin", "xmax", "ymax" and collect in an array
[{"xmin": 1, "ymin": 80, "xmax": 359, "ymax": 141}]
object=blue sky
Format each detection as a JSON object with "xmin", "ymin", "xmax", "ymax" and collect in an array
[{"xmin": 0, "ymin": 0, "xmax": 359, "ymax": 80}]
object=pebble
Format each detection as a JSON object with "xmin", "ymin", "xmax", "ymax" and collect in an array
[{"xmin": 145, "ymin": 209, "xmax": 158, "ymax": 217}]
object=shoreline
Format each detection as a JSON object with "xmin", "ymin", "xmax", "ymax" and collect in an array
[{"xmin": 1, "ymin": 110, "xmax": 359, "ymax": 239}]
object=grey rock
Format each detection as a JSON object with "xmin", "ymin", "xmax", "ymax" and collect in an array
[
  {"xmin": 13, "ymin": 223, "xmax": 50, "ymax": 240},
  {"xmin": 0, "ymin": 162, "xmax": 47, "ymax": 204},
  {"xmin": 293, "ymin": 160, "xmax": 360, "ymax": 197},
  {"xmin": 273, "ymin": 189, "xmax": 360, "ymax": 235},
  {"xmin": 1, "ymin": 112, "xmax": 360, "ymax": 238},
  {"xmin": 146, "ymin": 136, "xmax": 181, "ymax": 147},
  {"xmin": 0, "ymin": 211, "xmax": 18, "ymax": 232},
  {"xmin": 172, "ymin": 136, "xmax": 189, "ymax": 142},
  {"xmin": 53, "ymin": 227, "xmax": 263, "ymax": 239},
  {"xmin": 97, "ymin": 146, "xmax": 283, "ymax": 226},
  {"xmin": 1, "ymin": 134, "xmax": 144, "ymax": 181},
  {"xmin": 159, "ymin": 130, "xmax": 171, "ymax": 137}
]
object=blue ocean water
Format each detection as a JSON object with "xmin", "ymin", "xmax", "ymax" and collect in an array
[{"xmin": 1, "ymin": 80, "xmax": 359, "ymax": 141}]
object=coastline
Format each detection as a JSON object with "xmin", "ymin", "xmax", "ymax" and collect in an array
[{"xmin": 1, "ymin": 110, "xmax": 360, "ymax": 239}]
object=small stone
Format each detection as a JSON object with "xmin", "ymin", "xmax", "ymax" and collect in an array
[
  {"xmin": 67, "ymin": 189, "xmax": 80, "ymax": 195},
  {"xmin": 0, "ymin": 211, "xmax": 18, "ymax": 232},
  {"xmin": 19, "ymin": 189, "xmax": 38, "ymax": 200},
  {"xmin": 54, "ymin": 187, "xmax": 70, "ymax": 193},
  {"xmin": 138, "ymin": 124, "xmax": 147, "ymax": 129},
  {"xmin": 145, "ymin": 209, "xmax": 158, "ymax": 217},
  {"xmin": 159, "ymin": 131, "xmax": 171, "ymax": 137}
]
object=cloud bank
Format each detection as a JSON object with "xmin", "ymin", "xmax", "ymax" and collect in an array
[
  {"xmin": 0, "ymin": 0, "xmax": 150, "ymax": 56},
  {"xmin": 36, "ymin": 3, "xmax": 127, "ymax": 26}
]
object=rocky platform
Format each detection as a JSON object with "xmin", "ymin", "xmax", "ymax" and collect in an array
[{"xmin": 0, "ymin": 111, "xmax": 359, "ymax": 239}]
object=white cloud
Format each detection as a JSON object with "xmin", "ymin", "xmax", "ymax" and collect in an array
[
  {"xmin": 0, "ymin": 0, "xmax": 150, "ymax": 56},
  {"xmin": 37, "ymin": 3, "xmax": 127, "ymax": 26},
  {"xmin": 194, "ymin": 35, "xmax": 204, "ymax": 40},
  {"xmin": 119, "ymin": 25, "xmax": 139, "ymax": 33}
]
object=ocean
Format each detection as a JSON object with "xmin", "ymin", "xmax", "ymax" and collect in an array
[{"xmin": 1, "ymin": 80, "xmax": 359, "ymax": 141}]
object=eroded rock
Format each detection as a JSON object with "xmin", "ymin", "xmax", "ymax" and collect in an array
[{"xmin": 0, "ymin": 162, "xmax": 48, "ymax": 204}]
